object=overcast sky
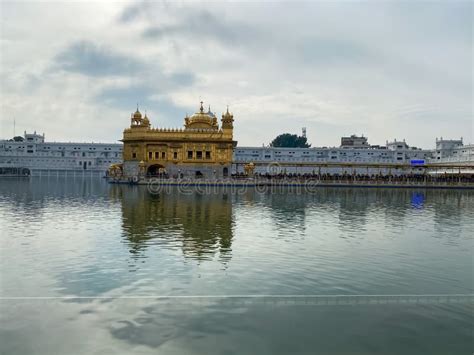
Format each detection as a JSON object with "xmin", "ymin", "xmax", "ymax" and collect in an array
[{"xmin": 0, "ymin": 1, "xmax": 472, "ymax": 148}]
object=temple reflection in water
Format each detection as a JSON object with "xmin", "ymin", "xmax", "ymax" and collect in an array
[
  {"xmin": 107, "ymin": 183, "xmax": 473, "ymax": 266},
  {"xmin": 110, "ymin": 185, "xmax": 234, "ymax": 263}
]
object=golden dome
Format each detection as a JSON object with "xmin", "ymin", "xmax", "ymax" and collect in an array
[
  {"xmin": 133, "ymin": 109, "xmax": 142, "ymax": 119},
  {"xmin": 185, "ymin": 101, "xmax": 218, "ymax": 129}
]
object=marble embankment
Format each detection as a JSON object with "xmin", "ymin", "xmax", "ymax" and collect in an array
[{"xmin": 108, "ymin": 177, "xmax": 474, "ymax": 189}]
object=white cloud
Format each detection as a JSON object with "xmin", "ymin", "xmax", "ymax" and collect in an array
[{"xmin": 0, "ymin": 1, "xmax": 472, "ymax": 148}]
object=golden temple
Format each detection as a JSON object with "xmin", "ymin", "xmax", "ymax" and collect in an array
[{"xmin": 120, "ymin": 101, "xmax": 236, "ymax": 179}]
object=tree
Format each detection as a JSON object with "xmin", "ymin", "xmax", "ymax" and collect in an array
[{"xmin": 270, "ymin": 133, "xmax": 311, "ymax": 148}]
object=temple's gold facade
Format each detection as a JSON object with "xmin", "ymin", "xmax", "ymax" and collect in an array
[{"xmin": 121, "ymin": 102, "xmax": 236, "ymax": 178}]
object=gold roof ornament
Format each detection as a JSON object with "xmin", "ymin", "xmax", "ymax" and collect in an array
[
  {"xmin": 131, "ymin": 105, "xmax": 144, "ymax": 127},
  {"xmin": 133, "ymin": 104, "xmax": 142, "ymax": 119},
  {"xmin": 133, "ymin": 110, "xmax": 142, "ymax": 118},
  {"xmin": 142, "ymin": 112, "xmax": 150, "ymax": 127},
  {"xmin": 223, "ymin": 106, "xmax": 233, "ymax": 118},
  {"xmin": 221, "ymin": 106, "xmax": 234, "ymax": 129}
]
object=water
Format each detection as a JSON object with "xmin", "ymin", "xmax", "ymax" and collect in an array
[{"xmin": 0, "ymin": 177, "xmax": 472, "ymax": 354}]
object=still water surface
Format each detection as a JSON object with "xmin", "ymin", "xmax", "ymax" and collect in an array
[{"xmin": 0, "ymin": 178, "xmax": 472, "ymax": 354}]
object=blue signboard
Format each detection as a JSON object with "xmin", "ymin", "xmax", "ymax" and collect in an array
[{"xmin": 410, "ymin": 159, "xmax": 425, "ymax": 165}]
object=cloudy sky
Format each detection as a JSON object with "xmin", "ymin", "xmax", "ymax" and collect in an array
[{"xmin": 0, "ymin": 1, "xmax": 472, "ymax": 148}]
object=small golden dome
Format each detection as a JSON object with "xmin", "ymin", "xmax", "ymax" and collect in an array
[
  {"xmin": 222, "ymin": 106, "xmax": 233, "ymax": 119},
  {"xmin": 133, "ymin": 104, "xmax": 142, "ymax": 119},
  {"xmin": 133, "ymin": 109, "xmax": 142, "ymax": 119}
]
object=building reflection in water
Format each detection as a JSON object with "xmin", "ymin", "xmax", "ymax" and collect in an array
[
  {"xmin": 108, "ymin": 184, "xmax": 474, "ymax": 265},
  {"xmin": 109, "ymin": 186, "xmax": 234, "ymax": 264},
  {"xmin": 410, "ymin": 192, "xmax": 425, "ymax": 209}
]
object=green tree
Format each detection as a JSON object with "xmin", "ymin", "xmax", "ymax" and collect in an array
[{"xmin": 270, "ymin": 133, "xmax": 311, "ymax": 148}]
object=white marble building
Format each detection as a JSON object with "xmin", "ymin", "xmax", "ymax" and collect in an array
[{"xmin": 0, "ymin": 132, "xmax": 122, "ymax": 176}]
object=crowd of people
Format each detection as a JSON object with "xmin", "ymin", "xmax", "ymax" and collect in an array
[
  {"xmin": 231, "ymin": 172, "xmax": 474, "ymax": 184},
  {"xmin": 140, "ymin": 170, "xmax": 474, "ymax": 184}
]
